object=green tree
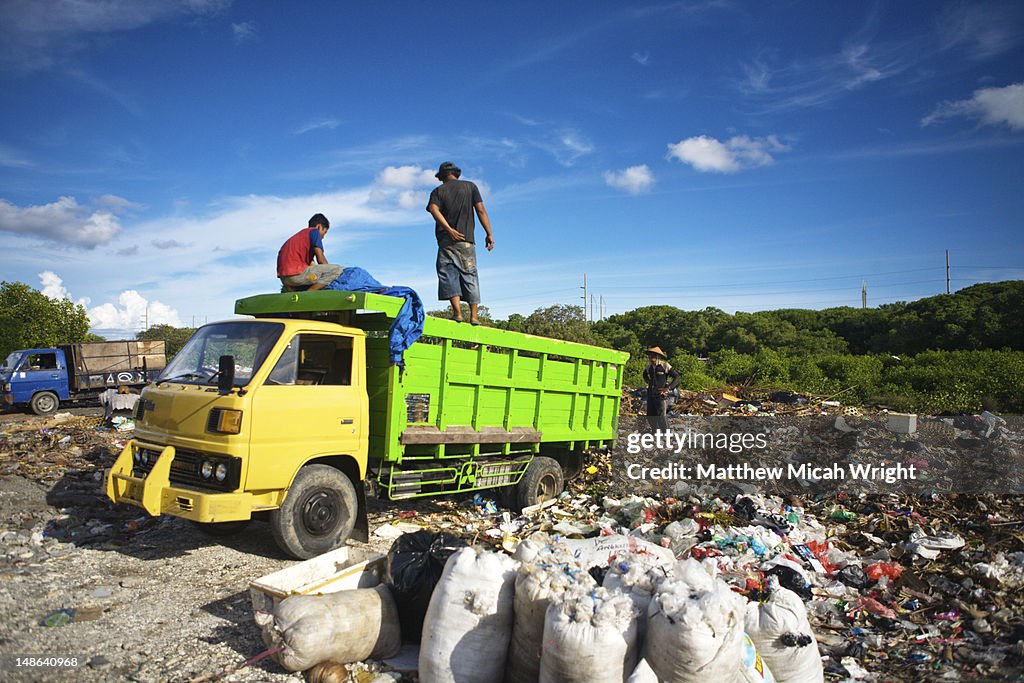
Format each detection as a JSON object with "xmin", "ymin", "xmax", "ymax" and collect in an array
[
  {"xmin": 0, "ymin": 281, "xmax": 94, "ymax": 357},
  {"xmin": 137, "ymin": 324, "xmax": 197, "ymax": 360},
  {"xmin": 520, "ymin": 304, "xmax": 597, "ymax": 345}
]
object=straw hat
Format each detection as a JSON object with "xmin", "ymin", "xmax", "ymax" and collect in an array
[{"xmin": 646, "ymin": 346, "xmax": 667, "ymax": 359}]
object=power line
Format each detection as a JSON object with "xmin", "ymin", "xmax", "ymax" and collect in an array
[
  {"xmin": 599, "ymin": 279, "xmax": 945, "ymax": 301},
  {"xmin": 594, "ymin": 267, "xmax": 943, "ymax": 291}
]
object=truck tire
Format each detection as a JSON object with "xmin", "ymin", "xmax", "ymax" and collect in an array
[
  {"xmin": 516, "ymin": 456, "xmax": 564, "ymax": 510},
  {"xmin": 30, "ymin": 391, "xmax": 59, "ymax": 416},
  {"xmin": 270, "ymin": 464, "xmax": 358, "ymax": 560}
]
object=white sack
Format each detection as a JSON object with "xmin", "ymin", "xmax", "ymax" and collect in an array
[
  {"xmin": 626, "ymin": 658, "xmax": 660, "ymax": 683},
  {"xmin": 539, "ymin": 585, "xmax": 640, "ymax": 683},
  {"xmin": 507, "ymin": 537, "xmax": 595, "ymax": 683},
  {"xmin": 257, "ymin": 585, "xmax": 400, "ymax": 672},
  {"xmin": 644, "ymin": 559, "xmax": 745, "ymax": 683},
  {"xmin": 561, "ymin": 534, "xmax": 676, "ymax": 570},
  {"xmin": 744, "ymin": 579, "xmax": 823, "ymax": 683},
  {"xmin": 418, "ymin": 547, "xmax": 519, "ymax": 683},
  {"xmin": 603, "ymin": 550, "xmax": 673, "ymax": 644}
]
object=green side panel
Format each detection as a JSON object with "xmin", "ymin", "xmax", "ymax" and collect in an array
[{"xmin": 236, "ymin": 290, "xmax": 628, "ymax": 473}]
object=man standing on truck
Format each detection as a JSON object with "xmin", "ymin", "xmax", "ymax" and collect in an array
[
  {"xmin": 277, "ymin": 213, "xmax": 342, "ymax": 291},
  {"xmin": 644, "ymin": 346, "xmax": 679, "ymax": 430},
  {"xmin": 426, "ymin": 161, "xmax": 494, "ymax": 324}
]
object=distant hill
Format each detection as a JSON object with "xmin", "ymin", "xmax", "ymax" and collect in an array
[{"xmin": 593, "ymin": 280, "xmax": 1024, "ymax": 358}]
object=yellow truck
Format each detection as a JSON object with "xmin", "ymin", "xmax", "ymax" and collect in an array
[{"xmin": 106, "ymin": 290, "xmax": 627, "ymax": 558}]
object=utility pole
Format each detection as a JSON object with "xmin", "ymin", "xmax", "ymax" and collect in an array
[
  {"xmin": 861, "ymin": 280, "xmax": 867, "ymax": 309},
  {"xmin": 581, "ymin": 274, "xmax": 588, "ymax": 321},
  {"xmin": 599, "ymin": 295, "xmax": 604, "ymax": 321},
  {"xmin": 590, "ymin": 294, "xmax": 595, "ymax": 322},
  {"xmin": 945, "ymin": 250, "xmax": 950, "ymax": 294}
]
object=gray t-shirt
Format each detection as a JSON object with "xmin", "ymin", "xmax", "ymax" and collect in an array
[{"xmin": 427, "ymin": 179, "xmax": 483, "ymax": 246}]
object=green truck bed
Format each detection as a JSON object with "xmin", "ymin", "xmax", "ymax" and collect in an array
[{"xmin": 236, "ymin": 290, "xmax": 628, "ymax": 498}]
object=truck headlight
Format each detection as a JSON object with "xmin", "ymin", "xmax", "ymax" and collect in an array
[
  {"xmin": 214, "ymin": 463, "xmax": 227, "ymax": 482},
  {"xmin": 208, "ymin": 408, "xmax": 243, "ymax": 434},
  {"xmin": 200, "ymin": 461, "xmax": 214, "ymax": 479}
]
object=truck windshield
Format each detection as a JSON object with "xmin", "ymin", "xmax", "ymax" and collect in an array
[
  {"xmin": 159, "ymin": 321, "xmax": 283, "ymax": 387},
  {"xmin": 1, "ymin": 352, "xmax": 22, "ymax": 371}
]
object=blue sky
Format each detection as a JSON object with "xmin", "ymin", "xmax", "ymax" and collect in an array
[{"xmin": 1, "ymin": 1, "xmax": 1022, "ymax": 337}]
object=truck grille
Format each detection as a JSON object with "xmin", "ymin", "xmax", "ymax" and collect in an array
[{"xmin": 133, "ymin": 447, "xmax": 239, "ymax": 491}]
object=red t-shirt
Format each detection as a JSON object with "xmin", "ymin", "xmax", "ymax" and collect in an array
[{"xmin": 276, "ymin": 227, "xmax": 323, "ymax": 277}]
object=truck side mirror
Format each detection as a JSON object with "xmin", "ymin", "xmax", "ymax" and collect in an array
[{"xmin": 217, "ymin": 355, "xmax": 235, "ymax": 394}]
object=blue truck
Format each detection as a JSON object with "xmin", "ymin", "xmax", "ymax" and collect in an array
[{"xmin": 1, "ymin": 340, "xmax": 166, "ymax": 415}]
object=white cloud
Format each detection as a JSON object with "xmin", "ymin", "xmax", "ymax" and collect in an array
[
  {"xmin": 558, "ymin": 131, "xmax": 594, "ymax": 164},
  {"xmin": 922, "ymin": 82, "xmax": 1024, "ymax": 130},
  {"xmin": 631, "ymin": 51, "xmax": 650, "ymax": 66},
  {"xmin": 152, "ymin": 239, "xmax": 190, "ymax": 249},
  {"xmin": 38, "ymin": 271, "xmax": 89, "ymax": 307},
  {"xmin": 604, "ymin": 165, "xmax": 655, "ymax": 194},
  {"xmin": 0, "ymin": 0, "xmax": 230, "ymax": 70},
  {"xmin": 0, "ymin": 143, "xmax": 32, "ymax": 168},
  {"xmin": 0, "ymin": 195, "xmax": 124, "ymax": 247},
  {"xmin": 667, "ymin": 134, "xmax": 789, "ymax": 173},
  {"xmin": 936, "ymin": 2, "xmax": 1023, "ymax": 60},
  {"xmin": 231, "ymin": 21, "xmax": 257, "ymax": 44},
  {"xmin": 375, "ymin": 165, "xmax": 437, "ymax": 190},
  {"xmin": 88, "ymin": 290, "xmax": 183, "ymax": 332},
  {"xmin": 294, "ymin": 118, "xmax": 341, "ymax": 136}
]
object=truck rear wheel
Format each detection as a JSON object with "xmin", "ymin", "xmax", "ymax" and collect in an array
[
  {"xmin": 270, "ymin": 464, "xmax": 357, "ymax": 560},
  {"xmin": 517, "ymin": 456, "xmax": 564, "ymax": 510},
  {"xmin": 30, "ymin": 391, "xmax": 59, "ymax": 416}
]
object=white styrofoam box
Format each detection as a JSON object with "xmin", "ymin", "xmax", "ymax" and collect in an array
[
  {"xmin": 249, "ymin": 545, "xmax": 386, "ymax": 615},
  {"xmin": 886, "ymin": 412, "xmax": 918, "ymax": 434}
]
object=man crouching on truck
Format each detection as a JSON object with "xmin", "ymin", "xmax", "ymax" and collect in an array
[{"xmin": 277, "ymin": 213, "xmax": 342, "ymax": 291}]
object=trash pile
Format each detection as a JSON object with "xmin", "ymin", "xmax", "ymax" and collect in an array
[
  {"xmin": 0, "ymin": 412, "xmax": 159, "ymax": 568},
  {"xmin": 341, "ymin": 413, "xmax": 1023, "ymax": 681},
  {"xmin": 624, "ymin": 386, "xmax": 870, "ymax": 418}
]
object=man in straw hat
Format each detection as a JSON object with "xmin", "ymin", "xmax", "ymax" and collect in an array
[
  {"xmin": 426, "ymin": 161, "xmax": 494, "ymax": 325},
  {"xmin": 644, "ymin": 346, "xmax": 679, "ymax": 430}
]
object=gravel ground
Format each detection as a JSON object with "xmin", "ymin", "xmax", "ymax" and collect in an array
[{"xmin": 0, "ymin": 408, "xmax": 403, "ymax": 683}]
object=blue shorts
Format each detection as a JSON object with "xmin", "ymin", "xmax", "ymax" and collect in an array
[{"xmin": 436, "ymin": 242, "xmax": 480, "ymax": 303}]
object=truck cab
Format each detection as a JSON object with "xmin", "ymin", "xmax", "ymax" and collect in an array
[
  {"xmin": 106, "ymin": 318, "xmax": 370, "ymax": 559},
  {"xmin": 1, "ymin": 348, "xmax": 69, "ymax": 415}
]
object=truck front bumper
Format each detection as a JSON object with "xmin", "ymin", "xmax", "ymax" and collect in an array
[{"xmin": 105, "ymin": 440, "xmax": 257, "ymax": 523}]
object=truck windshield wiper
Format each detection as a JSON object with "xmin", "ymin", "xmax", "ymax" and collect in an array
[{"xmin": 161, "ymin": 372, "xmax": 205, "ymax": 382}]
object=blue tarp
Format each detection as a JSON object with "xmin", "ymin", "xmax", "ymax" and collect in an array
[{"xmin": 322, "ymin": 267, "xmax": 424, "ymax": 366}]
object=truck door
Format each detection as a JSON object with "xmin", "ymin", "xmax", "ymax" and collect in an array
[
  {"xmin": 247, "ymin": 333, "xmax": 366, "ymax": 490},
  {"xmin": 16, "ymin": 351, "xmax": 68, "ymax": 401}
]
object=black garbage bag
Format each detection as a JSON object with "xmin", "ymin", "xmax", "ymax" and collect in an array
[
  {"xmin": 384, "ymin": 530, "xmax": 467, "ymax": 643},
  {"xmin": 766, "ymin": 565, "xmax": 813, "ymax": 600}
]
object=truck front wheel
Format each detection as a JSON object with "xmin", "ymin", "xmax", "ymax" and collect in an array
[
  {"xmin": 517, "ymin": 456, "xmax": 564, "ymax": 510},
  {"xmin": 30, "ymin": 391, "xmax": 59, "ymax": 416},
  {"xmin": 270, "ymin": 464, "xmax": 357, "ymax": 559}
]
